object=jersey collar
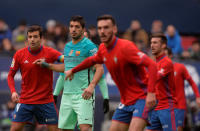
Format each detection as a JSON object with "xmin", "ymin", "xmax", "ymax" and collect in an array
[
  {"xmin": 107, "ymin": 36, "xmax": 118, "ymax": 51},
  {"xmin": 28, "ymin": 45, "xmax": 43, "ymax": 55},
  {"xmin": 156, "ymin": 53, "xmax": 166, "ymax": 62}
]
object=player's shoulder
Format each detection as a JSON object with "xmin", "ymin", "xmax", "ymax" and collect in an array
[
  {"xmin": 161, "ymin": 56, "xmax": 173, "ymax": 67},
  {"xmin": 174, "ymin": 62, "xmax": 186, "ymax": 69},
  {"xmin": 118, "ymin": 38, "xmax": 138, "ymax": 49},
  {"xmin": 82, "ymin": 37, "xmax": 96, "ymax": 47},
  {"xmin": 15, "ymin": 47, "xmax": 28, "ymax": 55}
]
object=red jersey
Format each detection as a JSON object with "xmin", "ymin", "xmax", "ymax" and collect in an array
[
  {"xmin": 72, "ymin": 37, "xmax": 157, "ymax": 105},
  {"xmin": 174, "ymin": 63, "xmax": 200, "ymax": 109},
  {"xmin": 7, "ymin": 46, "xmax": 62, "ymax": 104},
  {"xmin": 155, "ymin": 54, "xmax": 177, "ymax": 110}
]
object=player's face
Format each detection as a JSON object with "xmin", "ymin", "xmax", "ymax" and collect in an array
[
  {"xmin": 97, "ymin": 20, "xmax": 116, "ymax": 45},
  {"xmin": 69, "ymin": 21, "xmax": 84, "ymax": 40},
  {"xmin": 27, "ymin": 31, "xmax": 41, "ymax": 50},
  {"xmin": 151, "ymin": 37, "xmax": 163, "ymax": 56}
]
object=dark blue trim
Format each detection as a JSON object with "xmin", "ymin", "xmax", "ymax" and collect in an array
[
  {"xmin": 28, "ymin": 46, "xmax": 43, "ymax": 55},
  {"xmin": 108, "ymin": 37, "xmax": 118, "ymax": 52},
  {"xmin": 157, "ymin": 55, "xmax": 166, "ymax": 62}
]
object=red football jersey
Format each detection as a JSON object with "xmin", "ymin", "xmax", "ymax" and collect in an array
[
  {"xmin": 73, "ymin": 37, "xmax": 157, "ymax": 105},
  {"xmin": 155, "ymin": 54, "xmax": 177, "ymax": 110},
  {"xmin": 7, "ymin": 46, "xmax": 62, "ymax": 104},
  {"xmin": 174, "ymin": 63, "xmax": 200, "ymax": 109}
]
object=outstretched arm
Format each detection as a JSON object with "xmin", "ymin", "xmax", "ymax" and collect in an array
[
  {"xmin": 33, "ymin": 58, "xmax": 65, "ymax": 72},
  {"xmin": 82, "ymin": 64, "xmax": 104, "ymax": 100}
]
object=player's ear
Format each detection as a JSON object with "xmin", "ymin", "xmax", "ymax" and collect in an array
[{"xmin": 162, "ymin": 43, "xmax": 167, "ymax": 50}]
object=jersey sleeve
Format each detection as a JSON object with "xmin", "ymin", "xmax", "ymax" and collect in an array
[
  {"xmin": 53, "ymin": 74, "xmax": 65, "ymax": 96},
  {"xmin": 87, "ymin": 43, "xmax": 98, "ymax": 57},
  {"xmin": 122, "ymin": 42, "xmax": 157, "ymax": 93},
  {"xmin": 122, "ymin": 42, "xmax": 146, "ymax": 65},
  {"xmin": 7, "ymin": 52, "xmax": 20, "ymax": 93},
  {"xmin": 182, "ymin": 64, "xmax": 191, "ymax": 80},
  {"xmin": 49, "ymin": 48, "xmax": 62, "ymax": 62},
  {"xmin": 157, "ymin": 61, "xmax": 173, "ymax": 79},
  {"xmin": 182, "ymin": 64, "xmax": 200, "ymax": 97},
  {"xmin": 98, "ymin": 76, "xmax": 109, "ymax": 99}
]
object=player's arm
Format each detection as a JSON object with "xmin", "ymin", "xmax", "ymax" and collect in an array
[
  {"xmin": 33, "ymin": 58, "xmax": 65, "ymax": 72},
  {"xmin": 183, "ymin": 65, "xmax": 200, "ymax": 106},
  {"xmin": 53, "ymin": 73, "xmax": 65, "ymax": 104},
  {"xmin": 82, "ymin": 64, "xmax": 104, "ymax": 100},
  {"xmin": 98, "ymin": 76, "xmax": 109, "ymax": 113},
  {"xmin": 7, "ymin": 54, "xmax": 20, "ymax": 103},
  {"xmin": 122, "ymin": 43, "xmax": 157, "ymax": 109}
]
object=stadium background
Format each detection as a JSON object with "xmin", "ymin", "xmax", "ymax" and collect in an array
[{"xmin": 0, "ymin": 0, "xmax": 200, "ymax": 131}]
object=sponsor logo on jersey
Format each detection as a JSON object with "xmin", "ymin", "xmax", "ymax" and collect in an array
[
  {"xmin": 75, "ymin": 51, "xmax": 80, "ymax": 56},
  {"xmin": 90, "ymin": 48, "xmax": 97, "ymax": 55}
]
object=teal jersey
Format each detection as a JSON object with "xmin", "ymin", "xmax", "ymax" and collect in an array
[{"xmin": 64, "ymin": 37, "xmax": 97, "ymax": 94}]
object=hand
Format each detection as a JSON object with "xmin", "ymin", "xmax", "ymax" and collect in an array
[
  {"xmin": 196, "ymin": 97, "xmax": 200, "ymax": 107},
  {"xmin": 146, "ymin": 92, "xmax": 156, "ymax": 110},
  {"xmin": 11, "ymin": 92, "xmax": 20, "ymax": 103},
  {"xmin": 82, "ymin": 83, "xmax": 95, "ymax": 100},
  {"xmin": 103, "ymin": 99, "xmax": 109, "ymax": 114},
  {"xmin": 33, "ymin": 58, "xmax": 45, "ymax": 65},
  {"xmin": 53, "ymin": 95, "xmax": 58, "ymax": 104},
  {"xmin": 65, "ymin": 70, "xmax": 74, "ymax": 81}
]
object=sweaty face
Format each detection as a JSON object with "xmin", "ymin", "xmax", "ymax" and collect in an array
[
  {"xmin": 151, "ymin": 37, "xmax": 163, "ymax": 56},
  {"xmin": 27, "ymin": 31, "xmax": 41, "ymax": 50},
  {"xmin": 97, "ymin": 20, "xmax": 116, "ymax": 45},
  {"xmin": 69, "ymin": 21, "xmax": 84, "ymax": 40}
]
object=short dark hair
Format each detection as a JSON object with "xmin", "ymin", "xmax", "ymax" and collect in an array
[
  {"xmin": 97, "ymin": 14, "xmax": 116, "ymax": 25},
  {"xmin": 70, "ymin": 15, "xmax": 85, "ymax": 28},
  {"xmin": 150, "ymin": 33, "xmax": 167, "ymax": 45},
  {"xmin": 165, "ymin": 47, "xmax": 173, "ymax": 56},
  {"xmin": 27, "ymin": 25, "xmax": 43, "ymax": 38}
]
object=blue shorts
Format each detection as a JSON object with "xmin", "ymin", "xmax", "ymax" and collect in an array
[
  {"xmin": 12, "ymin": 102, "xmax": 58, "ymax": 124},
  {"xmin": 175, "ymin": 109, "xmax": 186, "ymax": 127},
  {"xmin": 112, "ymin": 99, "xmax": 149, "ymax": 124},
  {"xmin": 147, "ymin": 108, "xmax": 177, "ymax": 131}
]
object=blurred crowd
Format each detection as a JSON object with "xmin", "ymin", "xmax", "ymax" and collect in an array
[{"xmin": 0, "ymin": 18, "xmax": 200, "ymax": 61}]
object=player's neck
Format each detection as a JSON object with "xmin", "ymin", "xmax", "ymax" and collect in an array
[
  {"xmin": 29, "ymin": 46, "xmax": 42, "ymax": 53},
  {"xmin": 72, "ymin": 35, "xmax": 84, "ymax": 44},
  {"xmin": 156, "ymin": 51, "xmax": 165, "ymax": 61},
  {"xmin": 105, "ymin": 35, "xmax": 116, "ymax": 48}
]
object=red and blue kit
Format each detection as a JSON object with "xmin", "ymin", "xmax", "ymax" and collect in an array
[
  {"xmin": 147, "ymin": 54, "xmax": 177, "ymax": 131},
  {"xmin": 7, "ymin": 46, "xmax": 62, "ymax": 104},
  {"xmin": 155, "ymin": 54, "xmax": 177, "ymax": 110},
  {"xmin": 72, "ymin": 37, "xmax": 157, "ymax": 124}
]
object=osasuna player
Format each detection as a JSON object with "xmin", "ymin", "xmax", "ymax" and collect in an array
[
  {"xmin": 65, "ymin": 14, "xmax": 157, "ymax": 131},
  {"xmin": 147, "ymin": 34, "xmax": 178, "ymax": 131},
  {"xmin": 165, "ymin": 47, "xmax": 200, "ymax": 131},
  {"xmin": 7, "ymin": 25, "xmax": 63, "ymax": 131}
]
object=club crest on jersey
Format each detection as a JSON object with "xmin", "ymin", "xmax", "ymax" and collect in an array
[
  {"xmin": 11, "ymin": 59, "xmax": 15, "ymax": 68},
  {"xmin": 24, "ymin": 60, "xmax": 29, "ymax": 64},
  {"xmin": 174, "ymin": 71, "xmax": 177, "ymax": 76},
  {"xmin": 103, "ymin": 57, "xmax": 107, "ymax": 62},
  {"xmin": 75, "ymin": 51, "xmax": 80, "ymax": 56},
  {"xmin": 114, "ymin": 56, "xmax": 118, "ymax": 63},
  {"xmin": 69, "ymin": 50, "xmax": 73, "ymax": 56}
]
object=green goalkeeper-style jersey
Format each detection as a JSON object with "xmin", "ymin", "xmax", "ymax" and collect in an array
[{"xmin": 63, "ymin": 37, "xmax": 97, "ymax": 94}]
